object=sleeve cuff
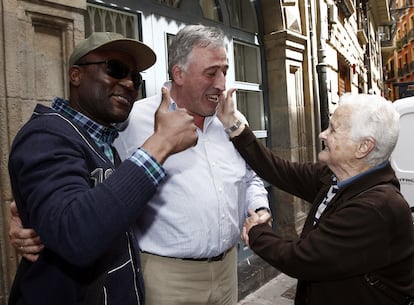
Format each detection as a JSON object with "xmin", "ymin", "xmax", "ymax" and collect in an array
[{"xmin": 129, "ymin": 148, "xmax": 166, "ymax": 186}]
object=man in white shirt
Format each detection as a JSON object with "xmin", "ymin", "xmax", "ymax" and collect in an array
[{"xmin": 114, "ymin": 25, "xmax": 270, "ymax": 305}]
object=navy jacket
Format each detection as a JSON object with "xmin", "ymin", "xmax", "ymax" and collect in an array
[
  {"xmin": 232, "ymin": 127, "xmax": 414, "ymax": 305},
  {"xmin": 8, "ymin": 104, "xmax": 157, "ymax": 305}
]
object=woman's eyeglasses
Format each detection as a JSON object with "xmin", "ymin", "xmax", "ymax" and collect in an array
[{"xmin": 77, "ymin": 59, "xmax": 142, "ymax": 90}]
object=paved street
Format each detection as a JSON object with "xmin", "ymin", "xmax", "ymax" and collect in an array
[{"xmin": 238, "ymin": 273, "xmax": 297, "ymax": 305}]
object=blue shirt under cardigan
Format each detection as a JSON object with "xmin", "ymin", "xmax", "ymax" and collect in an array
[
  {"xmin": 52, "ymin": 97, "xmax": 166, "ymax": 184},
  {"xmin": 8, "ymin": 99, "xmax": 166, "ymax": 305}
]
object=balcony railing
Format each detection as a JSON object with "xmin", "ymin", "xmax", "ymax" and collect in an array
[
  {"xmin": 335, "ymin": 0, "xmax": 355, "ymax": 18},
  {"xmin": 397, "ymin": 34, "xmax": 409, "ymax": 50},
  {"xmin": 386, "ymin": 69, "xmax": 395, "ymax": 80},
  {"xmin": 409, "ymin": 28, "xmax": 414, "ymax": 42},
  {"xmin": 403, "ymin": 63, "xmax": 410, "ymax": 75}
]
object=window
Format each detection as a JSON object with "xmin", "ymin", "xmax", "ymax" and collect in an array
[
  {"xmin": 233, "ymin": 41, "xmax": 265, "ymax": 136},
  {"xmin": 199, "ymin": 0, "xmax": 223, "ymax": 22},
  {"xmin": 234, "ymin": 42, "xmax": 261, "ymax": 84},
  {"xmin": 153, "ymin": 0, "xmax": 181, "ymax": 8},
  {"xmin": 85, "ymin": 3, "xmax": 138, "ymax": 38},
  {"xmin": 338, "ymin": 59, "xmax": 351, "ymax": 95},
  {"xmin": 337, "ymin": 0, "xmax": 355, "ymax": 19},
  {"xmin": 166, "ymin": 33, "xmax": 175, "ymax": 80},
  {"xmin": 379, "ymin": 25, "xmax": 391, "ymax": 41},
  {"xmin": 227, "ymin": 0, "xmax": 258, "ymax": 33},
  {"xmin": 237, "ymin": 90, "xmax": 265, "ymax": 132}
]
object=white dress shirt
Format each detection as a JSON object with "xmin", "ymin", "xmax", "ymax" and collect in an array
[{"xmin": 114, "ymin": 82, "xmax": 269, "ymax": 258}]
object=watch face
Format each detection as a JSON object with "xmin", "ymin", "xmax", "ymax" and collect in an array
[{"xmin": 225, "ymin": 120, "xmax": 242, "ymax": 135}]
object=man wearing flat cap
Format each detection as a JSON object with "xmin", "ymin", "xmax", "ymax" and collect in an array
[{"xmin": 7, "ymin": 32, "xmax": 197, "ymax": 305}]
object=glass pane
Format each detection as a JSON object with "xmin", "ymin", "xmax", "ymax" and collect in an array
[
  {"xmin": 86, "ymin": 4, "xmax": 137, "ymax": 39},
  {"xmin": 166, "ymin": 33, "xmax": 175, "ymax": 80},
  {"xmin": 199, "ymin": 0, "xmax": 223, "ymax": 22},
  {"xmin": 154, "ymin": 0, "xmax": 181, "ymax": 8},
  {"xmin": 236, "ymin": 90, "xmax": 265, "ymax": 131},
  {"xmin": 234, "ymin": 43, "xmax": 261, "ymax": 83},
  {"xmin": 94, "ymin": 10, "xmax": 102, "ymax": 32},
  {"xmin": 227, "ymin": 0, "xmax": 258, "ymax": 33}
]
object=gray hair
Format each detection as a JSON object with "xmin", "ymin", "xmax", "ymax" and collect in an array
[
  {"xmin": 339, "ymin": 93, "xmax": 400, "ymax": 166},
  {"xmin": 168, "ymin": 25, "xmax": 226, "ymax": 78}
]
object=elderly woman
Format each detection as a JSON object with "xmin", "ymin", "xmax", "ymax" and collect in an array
[{"xmin": 218, "ymin": 92, "xmax": 414, "ymax": 305}]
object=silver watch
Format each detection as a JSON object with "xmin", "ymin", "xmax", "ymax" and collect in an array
[{"xmin": 224, "ymin": 119, "xmax": 242, "ymax": 135}]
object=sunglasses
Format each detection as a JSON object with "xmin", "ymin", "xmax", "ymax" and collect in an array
[{"xmin": 77, "ymin": 59, "xmax": 142, "ymax": 90}]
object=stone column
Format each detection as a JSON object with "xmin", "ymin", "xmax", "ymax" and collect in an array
[
  {"xmin": 259, "ymin": 0, "xmax": 317, "ymax": 238},
  {"xmin": 0, "ymin": 1, "xmax": 86, "ymax": 303}
]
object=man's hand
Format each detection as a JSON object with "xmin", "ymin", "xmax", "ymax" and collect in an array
[
  {"xmin": 9, "ymin": 201, "xmax": 43, "ymax": 262},
  {"xmin": 241, "ymin": 208, "xmax": 272, "ymax": 247},
  {"xmin": 141, "ymin": 86, "xmax": 198, "ymax": 164},
  {"xmin": 216, "ymin": 88, "xmax": 238, "ymax": 126},
  {"xmin": 216, "ymin": 88, "xmax": 245, "ymax": 137}
]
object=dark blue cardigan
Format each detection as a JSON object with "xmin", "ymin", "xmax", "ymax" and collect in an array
[{"xmin": 8, "ymin": 104, "xmax": 157, "ymax": 305}]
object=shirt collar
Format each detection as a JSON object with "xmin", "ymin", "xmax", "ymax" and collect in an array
[
  {"xmin": 51, "ymin": 97, "xmax": 119, "ymax": 145},
  {"xmin": 337, "ymin": 161, "xmax": 388, "ymax": 188}
]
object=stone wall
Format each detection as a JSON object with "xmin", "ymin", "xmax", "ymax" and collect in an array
[{"xmin": 0, "ymin": 1, "xmax": 85, "ymax": 303}]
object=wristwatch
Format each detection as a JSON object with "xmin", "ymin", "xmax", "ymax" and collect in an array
[
  {"xmin": 255, "ymin": 207, "xmax": 271, "ymax": 215},
  {"xmin": 224, "ymin": 119, "xmax": 243, "ymax": 135}
]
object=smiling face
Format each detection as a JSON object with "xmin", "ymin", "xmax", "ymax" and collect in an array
[
  {"xmin": 318, "ymin": 105, "xmax": 360, "ymax": 179},
  {"xmin": 172, "ymin": 45, "xmax": 228, "ymax": 119},
  {"xmin": 69, "ymin": 50, "xmax": 139, "ymax": 126}
]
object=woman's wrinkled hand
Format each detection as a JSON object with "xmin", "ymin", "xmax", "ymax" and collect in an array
[{"xmin": 241, "ymin": 208, "xmax": 272, "ymax": 247}]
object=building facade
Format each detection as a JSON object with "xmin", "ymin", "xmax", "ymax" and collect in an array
[
  {"xmin": 0, "ymin": 0, "xmax": 389, "ymax": 303},
  {"xmin": 383, "ymin": 0, "xmax": 414, "ymax": 100}
]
